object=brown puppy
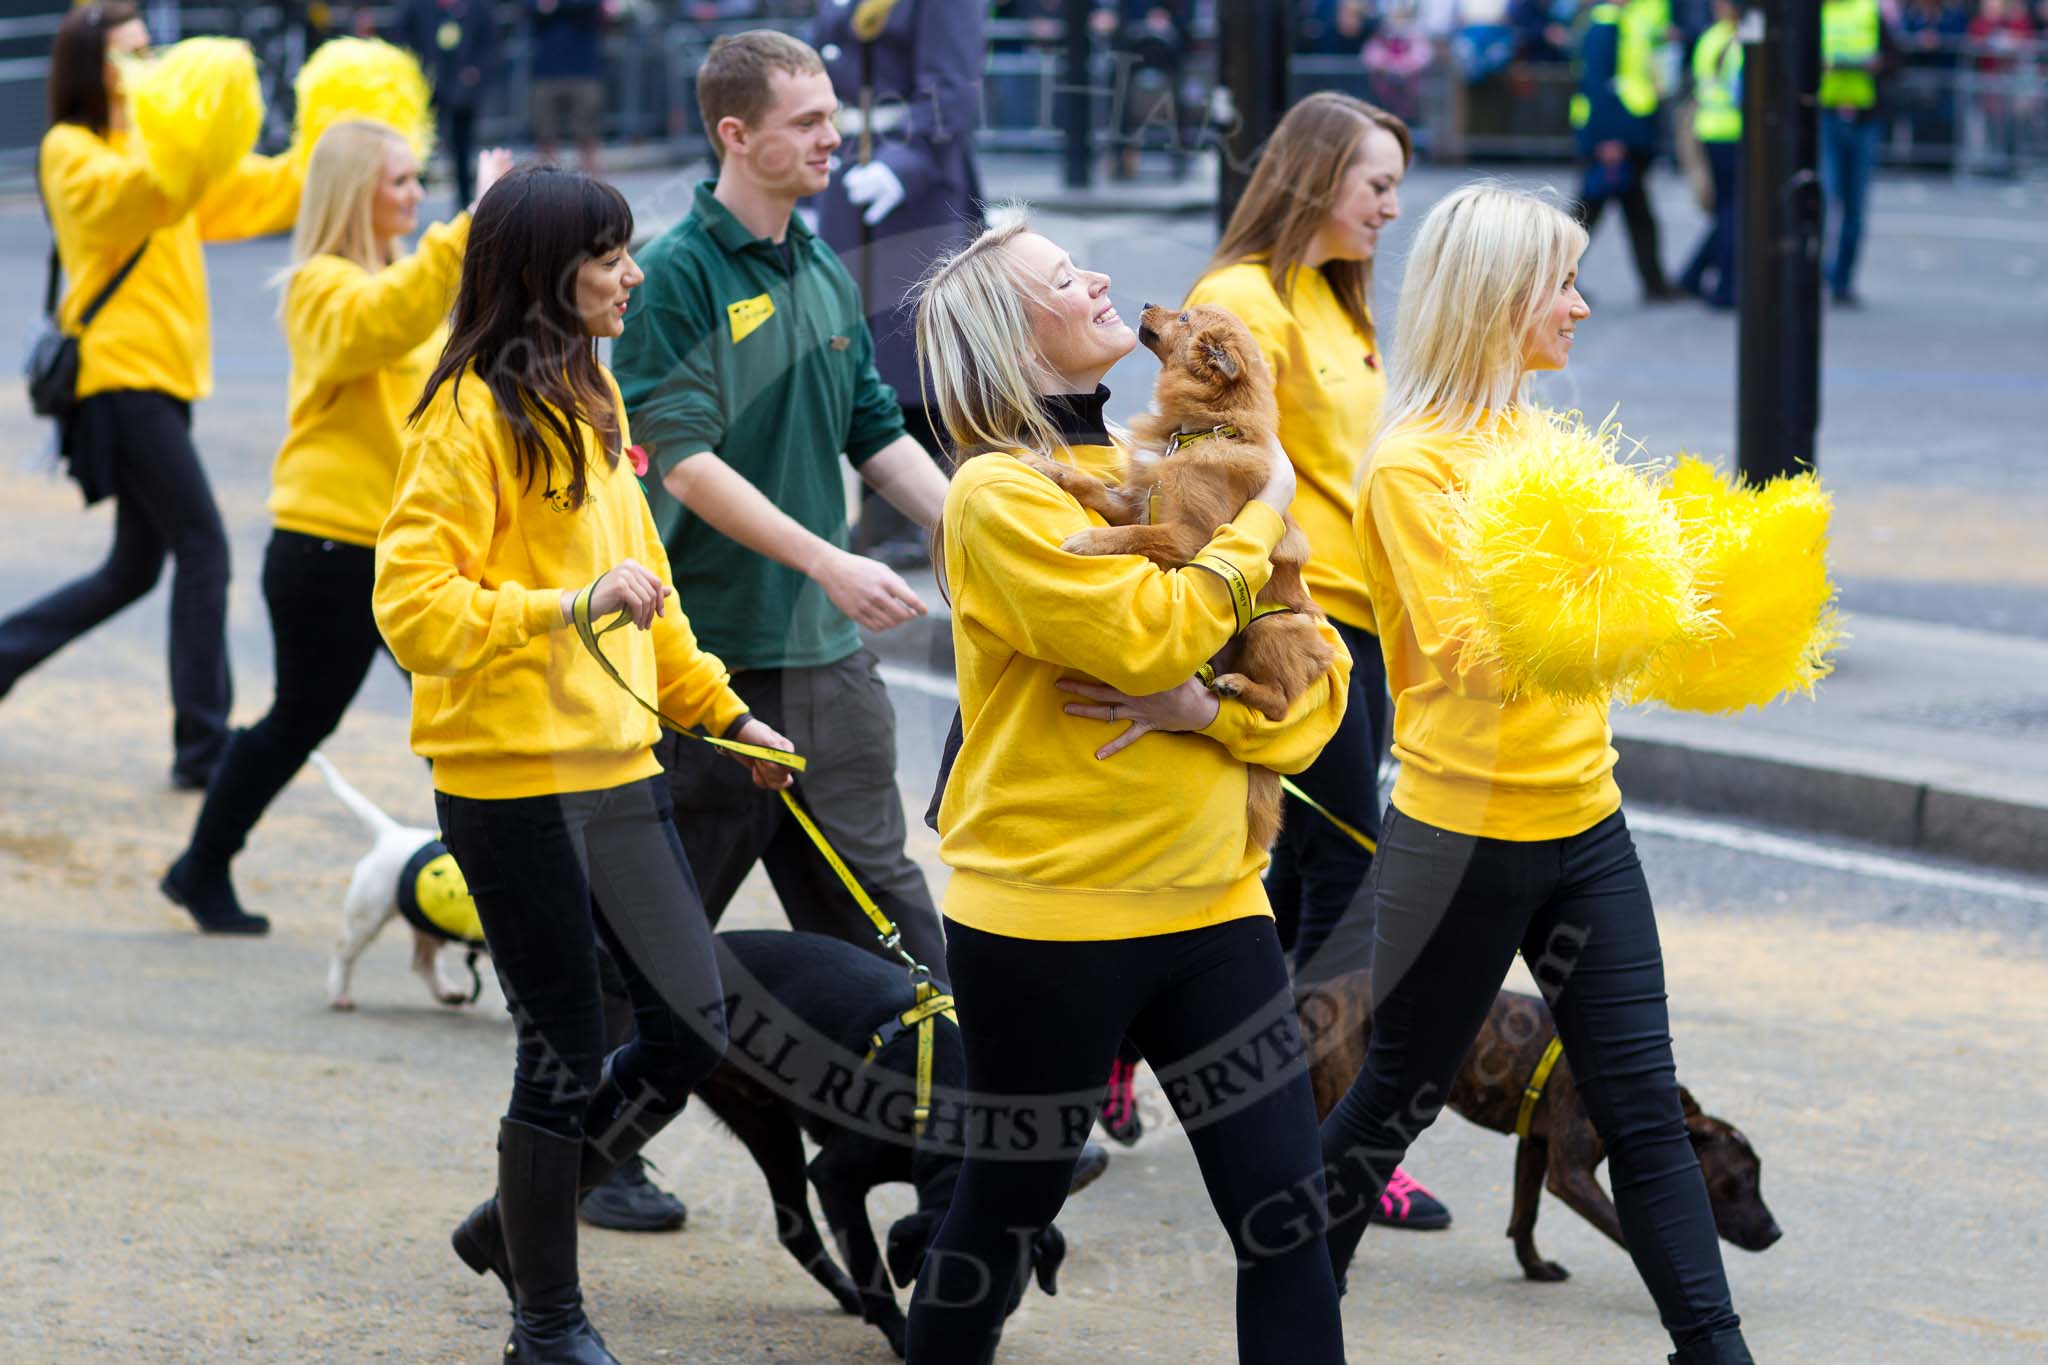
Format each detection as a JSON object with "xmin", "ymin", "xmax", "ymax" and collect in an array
[
  {"xmin": 1297, "ymin": 968, "xmax": 1783, "ymax": 1282},
  {"xmin": 1023, "ymin": 303, "xmax": 1335, "ymax": 849}
]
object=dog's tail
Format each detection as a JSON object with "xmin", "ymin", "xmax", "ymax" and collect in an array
[{"xmin": 307, "ymin": 751, "xmax": 405, "ymax": 840}]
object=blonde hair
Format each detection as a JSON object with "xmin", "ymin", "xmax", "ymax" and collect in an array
[
  {"xmin": 277, "ymin": 119, "xmax": 406, "ymax": 302},
  {"xmin": 1373, "ymin": 182, "xmax": 1588, "ymax": 451},
  {"xmin": 910, "ymin": 212, "xmax": 1071, "ymax": 465},
  {"xmin": 1206, "ymin": 92, "xmax": 1412, "ymax": 346}
]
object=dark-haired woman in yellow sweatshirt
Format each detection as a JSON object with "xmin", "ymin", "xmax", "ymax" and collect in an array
[
  {"xmin": 0, "ymin": 4, "xmax": 299, "ymax": 789},
  {"xmin": 905, "ymin": 219, "xmax": 1351, "ymax": 1363},
  {"xmin": 374, "ymin": 164, "xmax": 794, "ymax": 1364},
  {"xmin": 159, "ymin": 124, "xmax": 510, "ymax": 936}
]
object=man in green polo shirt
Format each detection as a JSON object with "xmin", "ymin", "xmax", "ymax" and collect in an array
[{"xmin": 612, "ymin": 29, "xmax": 949, "ymax": 972}]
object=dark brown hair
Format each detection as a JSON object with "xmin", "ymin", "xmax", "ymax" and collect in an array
[
  {"xmin": 1205, "ymin": 92, "xmax": 1413, "ymax": 346},
  {"xmin": 695, "ymin": 29, "xmax": 825, "ymax": 163},
  {"xmin": 48, "ymin": 2, "xmax": 138, "ymax": 135},
  {"xmin": 409, "ymin": 165, "xmax": 632, "ymax": 508}
]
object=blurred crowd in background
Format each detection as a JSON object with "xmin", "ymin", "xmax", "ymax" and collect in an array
[{"xmin": 1, "ymin": 0, "xmax": 2041, "ymax": 184}]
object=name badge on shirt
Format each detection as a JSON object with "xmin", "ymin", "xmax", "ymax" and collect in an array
[
  {"xmin": 728, "ymin": 293, "xmax": 775, "ymax": 345},
  {"xmin": 829, "ymin": 335, "xmax": 851, "ymax": 351}
]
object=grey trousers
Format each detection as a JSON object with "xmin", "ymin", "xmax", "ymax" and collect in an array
[{"xmin": 657, "ymin": 648, "xmax": 946, "ymax": 974}]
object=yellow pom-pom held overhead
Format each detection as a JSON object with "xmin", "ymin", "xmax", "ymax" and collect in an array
[
  {"xmin": 125, "ymin": 36, "xmax": 264, "ymax": 205},
  {"xmin": 1631, "ymin": 456, "xmax": 1842, "ymax": 713},
  {"xmin": 1442, "ymin": 409, "xmax": 1708, "ymax": 705},
  {"xmin": 292, "ymin": 37, "xmax": 436, "ymax": 167}
]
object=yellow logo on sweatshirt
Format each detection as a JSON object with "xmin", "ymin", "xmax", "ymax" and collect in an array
[{"xmin": 727, "ymin": 293, "xmax": 775, "ymax": 344}]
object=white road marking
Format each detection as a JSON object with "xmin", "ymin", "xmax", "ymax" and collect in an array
[
  {"xmin": 879, "ymin": 662, "xmax": 958, "ymax": 702},
  {"xmin": 1626, "ymin": 807, "xmax": 2048, "ymax": 907},
  {"xmin": 882, "ymin": 660, "xmax": 2048, "ymax": 906}
]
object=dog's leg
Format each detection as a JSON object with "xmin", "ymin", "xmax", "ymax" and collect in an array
[
  {"xmin": 1059, "ymin": 522, "xmax": 1209, "ymax": 569},
  {"xmin": 1510, "ymin": 1137, "xmax": 1570, "ymax": 1281},
  {"xmin": 696, "ymin": 1079, "xmax": 864, "ymax": 1316},
  {"xmin": 810, "ymin": 1138, "xmax": 908, "ymax": 1355},
  {"xmin": 413, "ymin": 936, "xmax": 473, "ymax": 1007},
  {"xmin": 328, "ymin": 865, "xmax": 395, "ymax": 1012},
  {"xmin": 1211, "ymin": 614, "xmax": 1336, "ymax": 722},
  {"xmin": 1015, "ymin": 455, "xmax": 1142, "ymax": 525},
  {"xmin": 1545, "ymin": 1143, "xmax": 1629, "ymax": 1251}
]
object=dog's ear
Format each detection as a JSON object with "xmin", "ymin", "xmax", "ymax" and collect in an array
[
  {"xmin": 1032, "ymin": 1224, "xmax": 1066, "ymax": 1297},
  {"xmin": 886, "ymin": 1209, "xmax": 941, "ymax": 1289},
  {"xmin": 1195, "ymin": 325, "xmax": 1245, "ymax": 383},
  {"xmin": 1678, "ymin": 1085, "xmax": 1702, "ymax": 1119}
]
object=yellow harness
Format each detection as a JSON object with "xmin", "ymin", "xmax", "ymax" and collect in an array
[
  {"xmin": 1514, "ymin": 1036, "xmax": 1567, "ymax": 1139},
  {"xmin": 571, "ymin": 585, "xmax": 955, "ymax": 1134}
]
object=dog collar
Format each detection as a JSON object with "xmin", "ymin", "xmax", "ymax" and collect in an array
[
  {"xmin": 1514, "ymin": 1035, "xmax": 1567, "ymax": 1139},
  {"xmin": 1167, "ymin": 423, "xmax": 1239, "ymax": 453}
]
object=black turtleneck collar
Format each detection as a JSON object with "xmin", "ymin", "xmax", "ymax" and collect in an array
[{"xmin": 1037, "ymin": 385, "xmax": 1113, "ymax": 446}]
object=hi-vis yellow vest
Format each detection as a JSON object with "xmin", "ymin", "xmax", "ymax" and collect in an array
[
  {"xmin": 1572, "ymin": 2, "xmax": 1660, "ymax": 129},
  {"xmin": 1820, "ymin": 0, "xmax": 1880, "ymax": 109},
  {"xmin": 1693, "ymin": 19, "xmax": 1744, "ymax": 142}
]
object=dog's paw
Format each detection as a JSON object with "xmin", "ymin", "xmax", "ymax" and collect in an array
[
  {"xmin": 329, "ymin": 995, "xmax": 356, "ymax": 1012},
  {"xmin": 1522, "ymin": 1258, "xmax": 1571, "ymax": 1283},
  {"xmin": 1210, "ymin": 671, "xmax": 1246, "ymax": 699},
  {"xmin": 1059, "ymin": 527, "xmax": 1122, "ymax": 557},
  {"xmin": 436, "ymin": 990, "xmax": 471, "ymax": 1008}
]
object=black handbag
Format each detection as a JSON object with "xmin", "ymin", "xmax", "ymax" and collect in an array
[{"xmin": 24, "ymin": 209, "xmax": 149, "ymax": 423}]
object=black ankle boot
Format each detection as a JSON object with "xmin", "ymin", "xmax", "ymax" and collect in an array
[
  {"xmin": 160, "ymin": 853, "xmax": 269, "ymax": 935},
  {"xmin": 498, "ymin": 1119, "xmax": 618, "ymax": 1364},
  {"xmin": 1669, "ymin": 1328, "xmax": 1755, "ymax": 1364}
]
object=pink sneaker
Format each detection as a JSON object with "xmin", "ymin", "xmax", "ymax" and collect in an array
[
  {"xmin": 1098, "ymin": 1057, "xmax": 1144, "ymax": 1146},
  {"xmin": 1369, "ymin": 1167, "xmax": 1452, "ymax": 1229}
]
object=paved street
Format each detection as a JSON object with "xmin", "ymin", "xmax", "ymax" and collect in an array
[{"xmin": 3, "ymin": 156, "xmax": 2046, "ymax": 1362}]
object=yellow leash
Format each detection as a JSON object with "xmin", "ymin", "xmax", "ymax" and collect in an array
[
  {"xmin": 1276, "ymin": 776, "xmax": 1378, "ymax": 855},
  {"xmin": 571, "ymin": 584, "xmax": 954, "ymax": 1132}
]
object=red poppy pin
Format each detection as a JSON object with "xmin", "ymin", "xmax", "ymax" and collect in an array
[
  {"xmin": 627, "ymin": 444, "xmax": 649, "ymax": 477},
  {"xmin": 1365, "ymin": 352, "xmax": 1380, "ymax": 372}
]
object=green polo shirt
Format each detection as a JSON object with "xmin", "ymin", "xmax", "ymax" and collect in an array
[{"xmin": 614, "ymin": 181, "xmax": 905, "ymax": 671}]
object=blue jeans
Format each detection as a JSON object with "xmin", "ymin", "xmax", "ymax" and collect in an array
[
  {"xmin": 1320, "ymin": 807, "xmax": 1742, "ymax": 1353},
  {"xmin": 1681, "ymin": 141, "xmax": 1740, "ymax": 308},
  {"xmin": 1822, "ymin": 110, "xmax": 1879, "ymax": 298}
]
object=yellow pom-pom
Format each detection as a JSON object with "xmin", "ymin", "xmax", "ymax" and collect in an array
[
  {"xmin": 292, "ymin": 37, "xmax": 436, "ymax": 167},
  {"xmin": 125, "ymin": 37, "xmax": 264, "ymax": 204},
  {"xmin": 1443, "ymin": 409, "xmax": 1708, "ymax": 705},
  {"xmin": 1630, "ymin": 457, "xmax": 1842, "ymax": 713}
]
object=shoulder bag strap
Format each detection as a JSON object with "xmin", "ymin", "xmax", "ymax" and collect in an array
[{"xmin": 38, "ymin": 162, "xmax": 150, "ymax": 331}]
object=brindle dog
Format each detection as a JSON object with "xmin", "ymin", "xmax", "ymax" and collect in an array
[{"xmin": 1298, "ymin": 968, "xmax": 1783, "ymax": 1281}]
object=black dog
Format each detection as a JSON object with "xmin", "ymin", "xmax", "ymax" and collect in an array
[{"xmin": 700, "ymin": 930, "xmax": 1067, "ymax": 1358}]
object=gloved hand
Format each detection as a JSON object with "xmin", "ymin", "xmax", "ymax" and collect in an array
[{"xmin": 843, "ymin": 158, "xmax": 906, "ymax": 227}]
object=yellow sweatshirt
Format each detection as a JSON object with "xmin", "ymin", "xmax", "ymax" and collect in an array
[
  {"xmin": 269, "ymin": 215, "xmax": 469, "ymax": 547},
  {"xmin": 1359, "ymin": 415, "xmax": 1621, "ymax": 841},
  {"xmin": 938, "ymin": 439, "xmax": 1351, "ymax": 941},
  {"xmin": 373, "ymin": 364, "xmax": 750, "ymax": 800},
  {"xmin": 40, "ymin": 124, "xmax": 301, "ymax": 401},
  {"xmin": 1184, "ymin": 260, "xmax": 1384, "ymax": 633}
]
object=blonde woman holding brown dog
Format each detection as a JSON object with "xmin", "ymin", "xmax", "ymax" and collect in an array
[
  {"xmin": 1318, "ymin": 183, "xmax": 1754, "ymax": 1365},
  {"xmin": 907, "ymin": 220, "xmax": 1351, "ymax": 1362},
  {"xmin": 1183, "ymin": 90, "xmax": 1453, "ymax": 1235}
]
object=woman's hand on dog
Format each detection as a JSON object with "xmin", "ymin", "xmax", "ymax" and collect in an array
[
  {"xmin": 811, "ymin": 547, "xmax": 929, "ymax": 632},
  {"xmin": 1252, "ymin": 437, "xmax": 1299, "ymax": 516},
  {"xmin": 731, "ymin": 717, "xmax": 798, "ymax": 790},
  {"xmin": 1058, "ymin": 676, "xmax": 1220, "ymax": 759}
]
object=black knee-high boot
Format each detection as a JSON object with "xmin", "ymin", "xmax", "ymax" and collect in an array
[
  {"xmin": 1669, "ymin": 1329, "xmax": 1754, "ymax": 1364},
  {"xmin": 453, "ymin": 1053, "xmax": 688, "ymax": 1303},
  {"xmin": 496, "ymin": 1119, "xmax": 617, "ymax": 1364}
]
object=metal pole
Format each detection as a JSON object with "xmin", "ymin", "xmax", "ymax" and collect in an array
[
  {"xmin": 1736, "ymin": 0, "xmax": 1824, "ymax": 482},
  {"xmin": 1059, "ymin": 0, "xmax": 1093, "ymax": 190},
  {"xmin": 1215, "ymin": 0, "xmax": 1291, "ymax": 231}
]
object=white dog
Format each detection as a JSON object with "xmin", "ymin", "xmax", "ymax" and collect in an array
[{"xmin": 308, "ymin": 752, "xmax": 489, "ymax": 1012}]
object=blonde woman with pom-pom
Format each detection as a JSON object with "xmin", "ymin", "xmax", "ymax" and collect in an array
[
  {"xmin": 1, "ymin": 4, "xmax": 300, "ymax": 801},
  {"xmin": 1319, "ymin": 184, "xmax": 1755, "ymax": 1365},
  {"xmin": 159, "ymin": 123, "xmax": 512, "ymax": 936}
]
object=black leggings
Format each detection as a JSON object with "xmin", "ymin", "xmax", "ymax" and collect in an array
[
  {"xmin": 437, "ymin": 776, "xmax": 729, "ymax": 1138},
  {"xmin": 184, "ymin": 531, "xmax": 390, "ymax": 869},
  {"xmin": 907, "ymin": 915, "xmax": 1343, "ymax": 1364},
  {"xmin": 1320, "ymin": 807, "xmax": 1740, "ymax": 1352},
  {"xmin": 1267, "ymin": 619, "xmax": 1388, "ymax": 979},
  {"xmin": 0, "ymin": 390, "xmax": 229, "ymax": 780}
]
